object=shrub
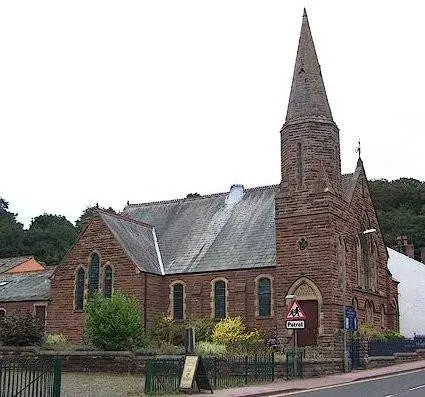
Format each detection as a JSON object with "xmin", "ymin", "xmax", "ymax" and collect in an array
[
  {"xmin": 0, "ymin": 312, "xmax": 44, "ymax": 346},
  {"xmin": 211, "ymin": 316, "xmax": 263, "ymax": 346},
  {"xmin": 357, "ymin": 324, "xmax": 381, "ymax": 340},
  {"xmin": 85, "ymin": 292, "xmax": 146, "ymax": 350},
  {"xmin": 151, "ymin": 313, "xmax": 185, "ymax": 346},
  {"xmin": 195, "ymin": 341, "xmax": 227, "ymax": 356},
  {"xmin": 43, "ymin": 333, "xmax": 68, "ymax": 349},
  {"xmin": 187, "ymin": 317, "xmax": 216, "ymax": 342}
]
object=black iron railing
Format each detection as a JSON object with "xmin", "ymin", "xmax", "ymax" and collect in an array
[
  {"xmin": 144, "ymin": 353, "xmax": 275, "ymax": 394},
  {"xmin": 0, "ymin": 357, "xmax": 61, "ymax": 397},
  {"xmin": 368, "ymin": 338, "xmax": 417, "ymax": 357}
]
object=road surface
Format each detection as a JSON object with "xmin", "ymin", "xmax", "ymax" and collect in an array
[{"xmin": 281, "ymin": 369, "xmax": 425, "ymax": 397}]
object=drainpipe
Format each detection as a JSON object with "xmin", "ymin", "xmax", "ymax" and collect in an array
[{"xmin": 144, "ymin": 272, "xmax": 147, "ymax": 331}]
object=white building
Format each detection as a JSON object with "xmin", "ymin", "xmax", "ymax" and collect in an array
[{"xmin": 387, "ymin": 248, "xmax": 425, "ymax": 337}]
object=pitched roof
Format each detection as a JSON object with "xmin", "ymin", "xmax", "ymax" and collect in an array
[
  {"xmin": 98, "ymin": 210, "xmax": 163, "ymax": 275},
  {"xmin": 0, "ymin": 270, "xmax": 52, "ymax": 302},
  {"xmin": 285, "ymin": 9, "xmax": 333, "ymax": 123},
  {"xmin": 123, "ymin": 185, "xmax": 278, "ymax": 274},
  {"xmin": 0, "ymin": 256, "xmax": 33, "ymax": 274}
]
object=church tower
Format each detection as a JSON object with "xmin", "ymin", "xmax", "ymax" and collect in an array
[{"xmin": 275, "ymin": 10, "xmax": 345, "ymax": 348}]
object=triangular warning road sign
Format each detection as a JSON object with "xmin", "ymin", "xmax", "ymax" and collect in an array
[{"xmin": 286, "ymin": 300, "xmax": 306, "ymax": 320}]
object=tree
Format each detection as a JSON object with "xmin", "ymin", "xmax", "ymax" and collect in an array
[
  {"xmin": 25, "ymin": 214, "xmax": 78, "ymax": 266},
  {"xmin": 369, "ymin": 178, "xmax": 425, "ymax": 258},
  {"xmin": 85, "ymin": 292, "xmax": 146, "ymax": 350},
  {"xmin": 0, "ymin": 196, "xmax": 25, "ymax": 258}
]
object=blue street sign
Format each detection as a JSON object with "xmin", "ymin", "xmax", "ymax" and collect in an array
[{"xmin": 345, "ymin": 306, "xmax": 357, "ymax": 331}]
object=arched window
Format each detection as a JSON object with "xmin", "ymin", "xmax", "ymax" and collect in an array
[
  {"xmin": 89, "ymin": 253, "xmax": 100, "ymax": 296},
  {"xmin": 365, "ymin": 300, "xmax": 374, "ymax": 324},
  {"xmin": 380, "ymin": 304, "xmax": 386, "ymax": 329},
  {"xmin": 173, "ymin": 283, "xmax": 184, "ymax": 320},
  {"xmin": 258, "ymin": 278, "xmax": 271, "ymax": 317},
  {"xmin": 0, "ymin": 308, "xmax": 6, "ymax": 318},
  {"xmin": 104, "ymin": 265, "xmax": 113, "ymax": 299},
  {"xmin": 75, "ymin": 268, "xmax": 85, "ymax": 311},
  {"xmin": 214, "ymin": 280, "xmax": 226, "ymax": 319}
]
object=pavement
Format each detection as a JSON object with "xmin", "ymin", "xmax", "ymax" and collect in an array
[{"xmin": 209, "ymin": 359, "xmax": 425, "ymax": 397}]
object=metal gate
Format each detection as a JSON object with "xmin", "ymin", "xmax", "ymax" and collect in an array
[
  {"xmin": 0, "ymin": 357, "xmax": 61, "ymax": 397},
  {"xmin": 285, "ymin": 349, "xmax": 303, "ymax": 379},
  {"xmin": 350, "ymin": 339, "xmax": 361, "ymax": 369}
]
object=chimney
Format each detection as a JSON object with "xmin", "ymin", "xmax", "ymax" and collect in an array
[
  {"xmin": 402, "ymin": 236, "xmax": 408, "ymax": 246},
  {"xmin": 225, "ymin": 184, "xmax": 244, "ymax": 206},
  {"xmin": 405, "ymin": 244, "xmax": 414, "ymax": 259},
  {"xmin": 421, "ymin": 247, "xmax": 425, "ymax": 264}
]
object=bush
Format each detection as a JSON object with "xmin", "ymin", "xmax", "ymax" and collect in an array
[
  {"xmin": 211, "ymin": 316, "xmax": 263, "ymax": 346},
  {"xmin": 187, "ymin": 317, "xmax": 216, "ymax": 342},
  {"xmin": 43, "ymin": 333, "xmax": 68, "ymax": 349},
  {"xmin": 0, "ymin": 312, "xmax": 44, "ymax": 346},
  {"xmin": 196, "ymin": 341, "xmax": 227, "ymax": 356},
  {"xmin": 85, "ymin": 292, "xmax": 146, "ymax": 350},
  {"xmin": 151, "ymin": 313, "xmax": 185, "ymax": 346}
]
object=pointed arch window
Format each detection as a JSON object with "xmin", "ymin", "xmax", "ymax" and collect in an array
[
  {"xmin": 104, "ymin": 265, "xmax": 113, "ymax": 299},
  {"xmin": 258, "ymin": 278, "xmax": 271, "ymax": 317},
  {"xmin": 173, "ymin": 283, "xmax": 184, "ymax": 320},
  {"xmin": 89, "ymin": 253, "xmax": 100, "ymax": 296},
  {"xmin": 214, "ymin": 280, "xmax": 226, "ymax": 319},
  {"xmin": 75, "ymin": 268, "xmax": 85, "ymax": 311}
]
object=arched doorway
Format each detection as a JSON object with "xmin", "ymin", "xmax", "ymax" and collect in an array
[{"xmin": 287, "ymin": 277, "xmax": 323, "ymax": 347}]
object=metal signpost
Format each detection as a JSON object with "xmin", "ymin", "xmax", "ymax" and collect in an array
[{"xmin": 286, "ymin": 299, "xmax": 306, "ymax": 377}]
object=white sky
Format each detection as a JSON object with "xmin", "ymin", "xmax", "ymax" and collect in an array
[{"xmin": 1, "ymin": 1, "xmax": 424, "ymax": 228}]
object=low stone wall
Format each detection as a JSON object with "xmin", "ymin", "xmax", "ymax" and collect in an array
[
  {"xmin": 366, "ymin": 349, "xmax": 425, "ymax": 369},
  {"xmin": 0, "ymin": 347, "xmax": 148, "ymax": 373}
]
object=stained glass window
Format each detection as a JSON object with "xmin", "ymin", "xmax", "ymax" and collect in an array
[
  {"xmin": 173, "ymin": 283, "xmax": 184, "ymax": 320},
  {"xmin": 89, "ymin": 253, "xmax": 100, "ymax": 296},
  {"xmin": 104, "ymin": 266, "xmax": 113, "ymax": 298},
  {"xmin": 214, "ymin": 280, "xmax": 226, "ymax": 319},
  {"xmin": 258, "ymin": 278, "xmax": 271, "ymax": 316},
  {"xmin": 75, "ymin": 268, "xmax": 85, "ymax": 310}
]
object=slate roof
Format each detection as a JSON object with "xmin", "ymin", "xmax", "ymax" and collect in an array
[
  {"xmin": 98, "ymin": 211, "xmax": 163, "ymax": 275},
  {"xmin": 123, "ymin": 185, "xmax": 278, "ymax": 275},
  {"xmin": 0, "ymin": 256, "xmax": 33, "ymax": 274},
  {"xmin": 0, "ymin": 270, "xmax": 52, "ymax": 302}
]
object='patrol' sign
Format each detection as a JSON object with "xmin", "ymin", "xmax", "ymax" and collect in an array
[{"xmin": 286, "ymin": 320, "xmax": 305, "ymax": 329}]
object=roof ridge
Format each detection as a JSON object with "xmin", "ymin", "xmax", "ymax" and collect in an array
[
  {"xmin": 97, "ymin": 208, "xmax": 154, "ymax": 229},
  {"xmin": 125, "ymin": 184, "xmax": 279, "ymax": 209}
]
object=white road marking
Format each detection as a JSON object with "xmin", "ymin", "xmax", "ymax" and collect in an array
[
  {"xmin": 384, "ymin": 394, "xmax": 393, "ymax": 397},
  {"xmin": 409, "ymin": 384, "xmax": 425, "ymax": 391},
  {"xmin": 271, "ymin": 368, "xmax": 425, "ymax": 396}
]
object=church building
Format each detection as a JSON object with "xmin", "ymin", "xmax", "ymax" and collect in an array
[{"xmin": 47, "ymin": 10, "xmax": 399, "ymax": 353}]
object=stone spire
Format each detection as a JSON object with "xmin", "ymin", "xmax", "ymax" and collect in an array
[{"xmin": 285, "ymin": 9, "xmax": 333, "ymax": 123}]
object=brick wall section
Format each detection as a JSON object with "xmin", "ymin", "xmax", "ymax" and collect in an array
[
  {"xmin": 47, "ymin": 215, "xmax": 146, "ymax": 342},
  {"xmin": 0, "ymin": 301, "xmax": 47, "ymax": 317}
]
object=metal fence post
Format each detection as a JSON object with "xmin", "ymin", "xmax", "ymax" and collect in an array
[{"xmin": 52, "ymin": 357, "xmax": 62, "ymax": 397}]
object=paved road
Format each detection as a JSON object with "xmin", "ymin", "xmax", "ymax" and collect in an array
[{"xmin": 281, "ymin": 369, "xmax": 425, "ymax": 397}]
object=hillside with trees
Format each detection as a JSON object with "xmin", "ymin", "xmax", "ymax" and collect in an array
[
  {"xmin": 0, "ymin": 178, "xmax": 424, "ymax": 266},
  {"xmin": 368, "ymin": 178, "xmax": 425, "ymax": 258}
]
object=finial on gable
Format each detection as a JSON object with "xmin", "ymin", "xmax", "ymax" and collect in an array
[{"xmin": 356, "ymin": 138, "xmax": 361, "ymax": 159}]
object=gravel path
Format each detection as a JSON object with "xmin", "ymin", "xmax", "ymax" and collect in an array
[{"xmin": 62, "ymin": 372, "xmax": 144, "ymax": 397}]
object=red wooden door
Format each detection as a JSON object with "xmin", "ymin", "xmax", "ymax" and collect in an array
[{"xmin": 297, "ymin": 300, "xmax": 318, "ymax": 347}]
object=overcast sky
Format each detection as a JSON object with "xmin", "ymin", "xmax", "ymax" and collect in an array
[{"xmin": 1, "ymin": 1, "xmax": 424, "ymax": 227}]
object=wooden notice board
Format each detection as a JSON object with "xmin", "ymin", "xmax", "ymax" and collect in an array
[{"xmin": 179, "ymin": 355, "xmax": 213, "ymax": 394}]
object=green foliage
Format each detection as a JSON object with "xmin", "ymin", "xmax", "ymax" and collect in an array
[
  {"xmin": 0, "ymin": 197, "xmax": 25, "ymax": 258},
  {"xmin": 43, "ymin": 333, "xmax": 68, "ymax": 349},
  {"xmin": 211, "ymin": 316, "xmax": 263, "ymax": 346},
  {"xmin": 357, "ymin": 324, "xmax": 405, "ymax": 342},
  {"xmin": 195, "ymin": 341, "xmax": 227, "ymax": 356},
  {"xmin": 369, "ymin": 178, "xmax": 425, "ymax": 257},
  {"xmin": 25, "ymin": 214, "xmax": 78, "ymax": 266},
  {"xmin": 75, "ymin": 206, "xmax": 98, "ymax": 233},
  {"xmin": 0, "ymin": 313, "xmax": 44, "ymax": 346},
  {"xmin": 85, "ymin": 292, "xmax": 146, "ymax": 350},
  {"xmin": 187, "ymin": 317, "xmax": 216, "ymax": 342},
  {"xmin": 151, "ymin": 313, "xmax": 185, "ymax": 346}
]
